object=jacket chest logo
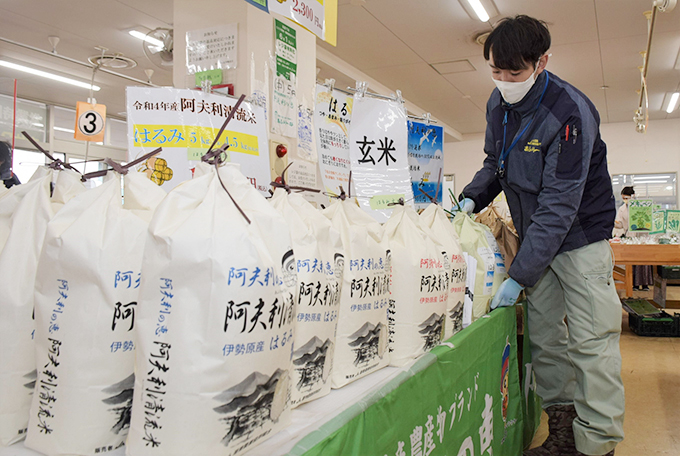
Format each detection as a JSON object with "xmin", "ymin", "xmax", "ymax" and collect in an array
[{"xmin": 524, "ymin": 139, "xmax": 541, "ymax": 153}]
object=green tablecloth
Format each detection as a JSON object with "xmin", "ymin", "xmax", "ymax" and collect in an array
[{"xmin": 287, "ymin": 306, "xmax": 541, "ymax": 455}]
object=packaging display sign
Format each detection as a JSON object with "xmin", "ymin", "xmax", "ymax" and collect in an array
[
  {"xmin": 314, "ymin": 84, "xmax": 352, "ymax": 197},
  {"xmin": 408, "ymin": 121, "xmax": 444, "ymax": 211},
  {"xmin": 628, "ymin": 199, "xmax": 653, "ymax": 232},
  {"xmin": 652, "ymin": 210, "xmax": 667, "ymax": 234},
  {"xmin": 126, "ymin": 87, "xmax": 270, "ymax": 194},
  {"xmin": 348, "ymin": 95, "xmax": 414, "ymax": 223},
  {"xmin": 270, "ymin": 0, "xmax": 325, "ymax": 40},
  {"xmin": 666, "ymin": 210, "xmax": 680, "ymax": 233}
]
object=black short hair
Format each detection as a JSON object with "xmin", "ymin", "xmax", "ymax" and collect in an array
[
  {"xmin": 0, "ymin": 141, "xmax": 11, "ymax": 173},
  {"xmin": 621, "ymin": 186, "xmax": 635, "ymax": 196},
  {"xmin": 484, "ymin": 15, "xmax": 551, "ymax": 71}
]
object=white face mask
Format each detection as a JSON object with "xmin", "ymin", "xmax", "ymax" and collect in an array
[{"xmin": 492, "ymin": 63, "xmax": 540, "ymax": 105}]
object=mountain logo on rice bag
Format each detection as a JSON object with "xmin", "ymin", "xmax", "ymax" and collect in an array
[
  {"xmin": 348, "ymin": 321, "xmax": 387, "ymax": 366},
  {"xmin": 449, "ymin": 301, "xmax": 464, "ymax": 334},
  {"xmin": 213, "ymin": 368, "xmax": 290, "ymax": 447},
  {"xmin": 292, "ymin": 337, "xmax": 333, "ymax": 392},
  {"xmin": 102, "ymin": 374, "xmax": 134, "ymax": 435},
  {"xmin": 419, "ymin": 313, "xmax": 444, "ymax": 351}
]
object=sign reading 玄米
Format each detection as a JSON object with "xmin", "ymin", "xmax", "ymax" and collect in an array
[
  {"xmin": 126, "ymin": 87, "xmax": 269, "ymax": 194},
  {"xmin": 349, "ymin": 95, "xmax": 413, "ymax": 222}
]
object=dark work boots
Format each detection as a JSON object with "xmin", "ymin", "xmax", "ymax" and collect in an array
[
  {"xmin": 523, "ymin": 404, "xmax": 578, "ymax": 456},
  {"xmin": 524, "ymin": 403, "xmax": 616, "ymax": 455}
]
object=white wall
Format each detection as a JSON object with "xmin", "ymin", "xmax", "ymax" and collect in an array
[{"xmin": 444, "ymin": 118, "xmax": 680, "ymax": 204}]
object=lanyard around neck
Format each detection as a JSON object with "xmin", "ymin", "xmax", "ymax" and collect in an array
[{"xmin": 496, "ymin": 72, "xmax": 550, "ymax": 179}]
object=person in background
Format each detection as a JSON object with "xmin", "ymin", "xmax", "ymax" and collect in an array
[
  {"xmin": 457, "ymin": 15, "xmax": 623, "ymax": 456},
  {"xmin": 613, "ymin": 186, "xmax": 653, "ymax": 290},
  {"xmin": 0, "ymin": 141, "xmax": 21, "ymax": 189}
]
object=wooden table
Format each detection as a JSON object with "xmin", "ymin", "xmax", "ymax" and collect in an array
[{"xmin": 610, "ymin": 243, "xmax": 680, "ymax": 298}]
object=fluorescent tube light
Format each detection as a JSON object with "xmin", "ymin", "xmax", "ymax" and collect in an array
[
  {"xmin": 666, "ymin": 186, "xmax": 674, "ymax": 190},
  {"xmin": 466, "ymin": 0, "xmax": 490, "ymax": 22},
  {"xmin": 0, "ymin": 60, "xmax": 100, "ymax": 91},
  {"xmin": 665, "ymin": 92, "xmax": 679, "ymax": 113},
  {"xmin": 129, "ymin": 30, "xmax": 164, "ymax": 48},
  {"xmin": 634, "ymin": 180, "xmax": 671, "ymax": 184},
  {"xmin": 634, "ymin": 175, "xmax": 670, "ymax": 180},
  {"xmin": 53, "ymin": 126, "xmax": 75, "ymax": 134}
]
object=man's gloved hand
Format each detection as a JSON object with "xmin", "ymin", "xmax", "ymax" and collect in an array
[
  {"xmin": 455, "ymin": 198, "xmax": 475, "ymax": 215},
  {"xmin": 490, "ymin": 278, "xmax": 524, "ymax": 310}
]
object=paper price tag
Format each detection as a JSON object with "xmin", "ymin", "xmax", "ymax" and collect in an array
[
  {"xmin": 369, "ymin": 194, "xmax": 405, "ymax": 210},
  {"xmin": 74, "ymin": 101, "xmax": 106, "ymax": 142}
]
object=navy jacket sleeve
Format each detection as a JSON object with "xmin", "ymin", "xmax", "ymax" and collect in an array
[
  {"xmin": 508, "ymin": 106, "xmax": 596, "ymax": 287},
  {"xmin": 461, "ymin": 104, "xmax": 502, "ymax": 212}
]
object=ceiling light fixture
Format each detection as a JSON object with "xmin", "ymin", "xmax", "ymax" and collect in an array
[
  {"xmin": 665, "ymin": 92, "xmax": 679, "ymax": 113},
  {"xmin": 466, "ymin": 0, "xmax": 490, "ymax": 22},
  {"xmin": 53, "ymin": 126, "xmax": 75, "ymax": 134},
  {"xmin": 128, "ymin": 30, "xmax": 164, "ymax": 48},
  {"xmin": 0, "ymin": 60, "xmax": 100, "ymax": 91}
]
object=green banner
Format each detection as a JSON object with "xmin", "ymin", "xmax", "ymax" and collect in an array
[
  {"xmin": 290, "ymin": 307, "xmax": 527, "ymax": 456},
  {"xmin": 519, "ymin": 304, "xmax": 542, "ymax": 449}
]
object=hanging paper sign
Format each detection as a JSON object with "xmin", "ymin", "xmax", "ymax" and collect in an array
[
  {"xmin": 408, "ymin": 120, "xmax": 444, "ymax": 211},
  {"xmin": 349, "ymin": 95, "xmax": 414, "ymax": 223},
  {"xmin": 314, "ymin": 84, "xmax": 352, "ymax": 196},
  {"xmin": 74, "ymin": 101, "xmax": 106, "ymax": 142},
  {"xmin": 244, "ymin": 0, "xmax": 268, "ymax": 12},
  {"xmin": 186, "ymin": 24, "xmax": 238, "ymax": 74},
  {"xmin": 286, "ymin": 160, "xmax": 317, "ymax": 188},
  {"xmin": 272, "ymin": 75, "xmax": 297, "ymax": 138},
  {"xmin": 269, "ymin": 0, "xmax": 325, "ymax": 40},
  {"xmin": 628, "ymin": 199, "xmax": 653, "ymax": 232},
  {"xmin": 126, "ymin": 87, "xmax": 270, "ymax": 194},
  {"xmin": 297, "ymin": 103, "xmax": 316, "ymax": 162},
  {"xmin": 274, "ymin": 19, "xmax": 297, "ymax": 80}
]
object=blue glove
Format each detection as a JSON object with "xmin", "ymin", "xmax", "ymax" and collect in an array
[
  {"xmin": 490, "ymin": 278, "xmax": 524, "ymax": 310},
  {"xmin": 455, "ymin": 198, "xmax": 475, "ymax": 215}
]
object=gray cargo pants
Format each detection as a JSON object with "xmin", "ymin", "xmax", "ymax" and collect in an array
[{"xmin": 525, "ymin": 240, "xmax": 625, "ymax": 455}]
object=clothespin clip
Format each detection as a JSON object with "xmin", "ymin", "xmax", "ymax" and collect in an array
[
  {"xmin": 21, "ymin": 131, "xmax": 80, "ymax": 175},
  {"xmin": 324, "ymin": 78, "xmax": 336, "ymax": 93},
  {"xmin": 201, "ymin": 78, "xmax": 212, "ymax": 94},
  {"xmin": 423, "ymin": 112, "xmax": 432, "ymax": 125},
  {"xmin": 394, "ymin": 89, "xmax": 405, "ymax": 105},
  {"xmin": 387, "ymin": 197, "xmax": 405, "ymax": 207},
  {"xmin": 355, "ymin": 81, "xmax": 368, "ymax": 99}
]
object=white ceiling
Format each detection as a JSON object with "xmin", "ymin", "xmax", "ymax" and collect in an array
[{"xmin": 0, "ymin": 0, "xmax": 679, "ymax": 139}]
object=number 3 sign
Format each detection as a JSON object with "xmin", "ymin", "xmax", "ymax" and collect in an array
[{"xmin": 74, "ymin": 101, "xmax": 107, "ymax": 142}]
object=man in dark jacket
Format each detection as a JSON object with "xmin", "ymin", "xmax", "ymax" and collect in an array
[
  {"xmin": 459, "ymin": 16, "xmax": 624, "ymax": 456},
  {"xmin": 0, "ymin": 141, "xmax": 21, "ymax": 189}
]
